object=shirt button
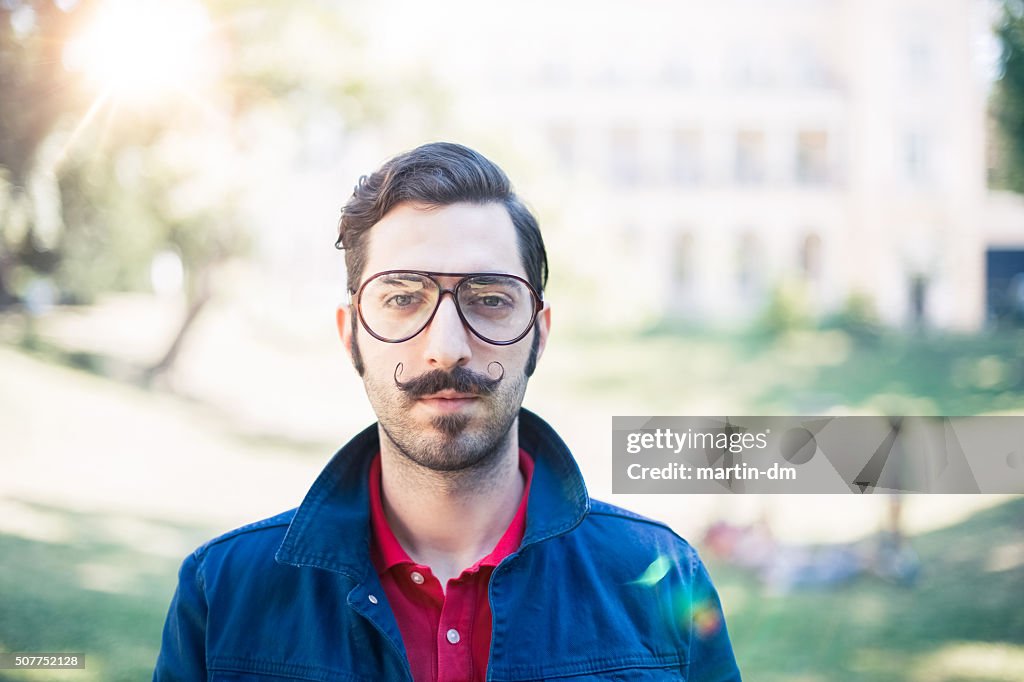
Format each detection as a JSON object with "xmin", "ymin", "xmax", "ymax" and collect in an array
[
  {"xmin": 410, "ymin": 571, "xmax": 425, "ymax": 585},
  {"xmin": 368, "ymin": 594, "xmax": 378, "ymax": 604},
  {"xmin": 446, "ymin": 628, "xmax": 461, "ymax": 645}
]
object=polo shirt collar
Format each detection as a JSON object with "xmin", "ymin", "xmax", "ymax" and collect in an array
[
  {"xmin": 275, "ymin": 408, "xmax": 591, "ymax": 579},
  {"xmin": 368, "ymin": 449, "xmax": 534, "ymax": 574}
]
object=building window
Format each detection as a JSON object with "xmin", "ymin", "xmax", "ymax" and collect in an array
[
  {"xmin": 540, "ymin": 60, "xmax": 571, "ymax": 86},
  {"xmin": 671, "ymin": 130, "xmax": 702, "ymax": 186},
  {"xmin": 799, "ymin": 233, "xmax": 823, "ymax": 283},
  {"xmin": 662, "ymin": 56, "xmax": 693, "ymax": 87},
  {"xmin": 672, "ymin": 231, "xmax": 695, "ymax": 287},
  {"xmin": 737, "ymin": 231, "xmax": 762, "ymax": 294},
  {"xmin": 906, "ymin": 38, "xmax": 933, "ymax": 85},
  {"xmin": 731, "ymin": 45, "xmax": 771, "ymax": 88},
  {"xmin": 796, "ymin": 130, "xmax": 829, "ymax": 185},
  {"xmin": 790, "ymin": 43, "xmax": 830, "ymax": 88},
  {"xmin": 905, "ymin": 131, "xmax": 931, "ymax": 184},
  {"xmin": 617, "ymin": 222, "xmax": 641, "ymax": 264},
  {"xmin": 735, "ymin": 130, "xmax": 765, "ymax": 185},
  {"xmin": 610, "ymin": 126, "xmax": 641, "ymax": 186},
  {"xmin": 547, "ymin": 124, "xmax": 575, "ymax": 171}
]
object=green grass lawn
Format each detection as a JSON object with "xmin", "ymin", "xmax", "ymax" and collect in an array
[
  {"xmin": 2, "ymin": 326, "xmax": 1024, "ymax": 680},
  {"xmin": 714, "ymin": 497, "xmax": 1024, "ymax": 681},
  {"xmin": 0, "ymin": 504, "xmax": 215, "ymax": 681},
  {"xmin": 545, "ymin": 327, "xmax": 1024, "ymax": 415}
]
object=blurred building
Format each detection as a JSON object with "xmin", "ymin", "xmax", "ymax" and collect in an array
[{"xmin": 346, "ymin": 0, "xmax": 1024, "ymax": 331}]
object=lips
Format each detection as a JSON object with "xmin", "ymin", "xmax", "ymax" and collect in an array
[
  {"xmin": 421, "ymin": 390, "xmax": 477, "ymax": 400},
  {"xmin": 417, "ymin": 391, "xmax": 479, "ymax": 413}
]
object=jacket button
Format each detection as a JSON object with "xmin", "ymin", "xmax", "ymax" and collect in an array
[
  {"xmin": 410, "ymin": 571, "xmax": 425, "ymax": 585},
  {"xmin": 368, "ymin": 594, "xmax": 378, "ymax": 604},
  {"xmin": 446, "ymin": 628, "xmax": 460, "ymax": 644}
]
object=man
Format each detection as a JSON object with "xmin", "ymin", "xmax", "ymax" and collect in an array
[{"xmin": 154, "ymin": 142, "xmax": 741, "ymax": 681}]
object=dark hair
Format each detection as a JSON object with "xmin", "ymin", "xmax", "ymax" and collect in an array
[{"xmin": 335, "ymin": 142, "xmax": 548, "ymax": 296}]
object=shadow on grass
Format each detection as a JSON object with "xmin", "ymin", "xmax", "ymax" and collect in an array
[
  {"xmin": 14, "ymin": 331, "xmax": 145, "ymax": 387},
  {"xmin": 0, "ymin": 500, "xmax": 218, "ymax": 682},
  {"xmin": 791, "ymin": 331, "xmax": 1024, "ymax": 415},
  {"xmin": 4, "ymin": 336, "xmax": 339, "ymax": 461},
  {"xmin": 18, "ymin": 334, "xmax": 108, "ymax": 375},
  {"xmin": 555, "ymin": 326, "xmax": 1024, "ymax": 415},
  {"xmin": 717, "ymin": 497, "xmax": 1024, "ymax": 681}
]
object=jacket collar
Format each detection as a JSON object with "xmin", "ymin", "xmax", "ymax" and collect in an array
[{"xmin": 275, "ymin": 408, "xmax": 590, "ymax": 579}]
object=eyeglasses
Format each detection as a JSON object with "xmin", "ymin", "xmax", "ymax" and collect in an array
[{"xmin": 353, "ymin": 270, "xmax": 543, "ymax": 345}]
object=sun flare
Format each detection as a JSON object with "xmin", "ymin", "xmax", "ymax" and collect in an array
[{"xmin": 65, "ymin": 0, "xmax": 213, "ymax": 104}]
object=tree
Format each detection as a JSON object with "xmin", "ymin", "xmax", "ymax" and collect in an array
[
  {"xmin": 0, "ymin": 1, "xmax": 421, "ymax": 380},
  {"xmin": 0, "ymin": 0, "xmax": 88, "ymax": 305},
  {"xmin": 994, "ymin": 0, "xmax": 1024, "ymax": 193}
]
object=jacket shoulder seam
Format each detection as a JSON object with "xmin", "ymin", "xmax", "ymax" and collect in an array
[
  {"xmin": 587, "ymin": 502, "xmax": 694, "ymax": 547},
  {"xmin": 193, "ymin": 510, "xmax": 296, "ymax": 559}
]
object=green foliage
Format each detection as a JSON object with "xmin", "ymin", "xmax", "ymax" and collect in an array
[
  {"xmin": 822, "ymin": 291, "xmax": 883, "ymax": 342},
  {"xmin": 756, "ymin": 280, "xmax": 812, "ymax": 337},
  {"xmin": 0, "ymin": 1, "xmax": 83, "ymax": 187},
  {"xmin": 993, "ymin": 0, "xmax": 1024, "ymax": 192},
  {"xmin": 55, "ymin": 154, "xmax": 165, "ymax": 303},
  {"xmin": 0, "ymin": 1, "xmax": 91, "ymax": 305},
  {"xmin": 0, "ymin": 0, "xmax": 400, "ymax": 313}
]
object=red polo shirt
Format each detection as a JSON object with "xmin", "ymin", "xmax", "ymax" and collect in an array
[{"xmin": 368, "ymin": 451, "xmax": 534, "ymax": 682}]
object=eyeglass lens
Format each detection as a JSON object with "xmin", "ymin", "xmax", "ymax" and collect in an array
[{"xmin": 359, "ymin": 272, "xmax": 535, "ymax": 343}]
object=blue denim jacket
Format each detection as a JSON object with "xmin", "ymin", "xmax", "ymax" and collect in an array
[{"xmin": 155, "ymin": 409, "xmax": 741, "ymax": 681}]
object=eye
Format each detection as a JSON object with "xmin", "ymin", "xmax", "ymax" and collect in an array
[
  {"xmin": 479, "ymin": 295, "xmax": 507, "ymax": 307},
  {"xmin": 385, "ymin": 294, "xmax": 416, "ymax": 308},
  {"xmin": 466, "ymin": 293, "xmax": 512, "ymax": 309}
]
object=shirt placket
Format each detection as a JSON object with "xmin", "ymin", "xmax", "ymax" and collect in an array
[{"xmin": 436, "ymin": 574, "xmax": 476, "ymax": 682}]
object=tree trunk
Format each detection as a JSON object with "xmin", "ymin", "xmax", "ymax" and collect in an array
[{"xmin": 143, "ymin": 265, "xmax": 214, "ymax": 384}]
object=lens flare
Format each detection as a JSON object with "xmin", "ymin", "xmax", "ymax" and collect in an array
[
  {"xmin": 691, "ymin": 600, "xmax": 724, "ymax": 639},
  {"xmin": 632, "ymin": 554, "xmax": 673, "ymax": 586},
  {"xmin": 64, "ymin": 0, "xmax": 213, "ymax": 104}
]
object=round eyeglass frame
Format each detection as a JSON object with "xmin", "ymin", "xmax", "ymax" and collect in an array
[{"xmin": 353, "ymin": 269, "xmax": 544, "ymax": 346}]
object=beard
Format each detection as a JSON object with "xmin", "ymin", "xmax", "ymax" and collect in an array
[
  {"xmin": 358, "ymin": 353, "xmax": 528, "ymax": 473},
  {"xmin": 381, "ymin": 405, "xmax": 517, "ymax": 473}
]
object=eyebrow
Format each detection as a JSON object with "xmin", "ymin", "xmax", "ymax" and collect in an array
[
  {"xmin": 466, "ymin": 275, "xmax": 503, "ymax": 285},
  {"xmin": 377, "ymin": 274, "xmax": 428, "ymax": 286}
]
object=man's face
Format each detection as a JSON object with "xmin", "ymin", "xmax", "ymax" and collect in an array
[{"xmin": 338, "ymin": 201, "xmax": 550, "ymax": 472}]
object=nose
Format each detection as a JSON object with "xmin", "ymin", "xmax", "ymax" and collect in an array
[{"xmin": 421, "ymin": 292, "xmax": 472, "ymax": 370}]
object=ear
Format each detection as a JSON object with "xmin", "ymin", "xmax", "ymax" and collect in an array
[
  {"xmin": 336, "ymin": 305, "xmax": 354, "ymax": 355},
  {"xmin": 534, "ymin": 302, "xmax": 552, "ymax": 363}
]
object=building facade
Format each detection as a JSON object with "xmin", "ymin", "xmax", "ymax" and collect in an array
[{"xmin": 354, "ymin": 0, "xmax": 1022, "ymax": 331}]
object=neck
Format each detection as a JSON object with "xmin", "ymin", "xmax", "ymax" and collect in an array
[{"xmin": 377, "ymin": 419, "xmax": 524, "ymax": 585}]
